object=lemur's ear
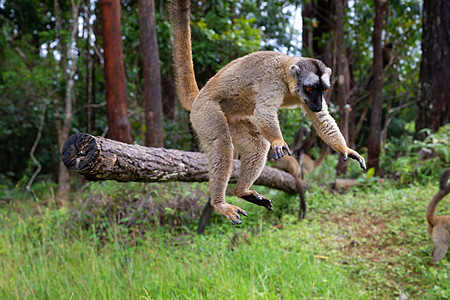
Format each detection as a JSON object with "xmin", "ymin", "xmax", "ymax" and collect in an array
[{"xmin": 289, "ymin": 65, "xmax": 301, "ymax": 78}]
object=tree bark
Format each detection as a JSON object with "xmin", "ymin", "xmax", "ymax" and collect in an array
[
  {"xmin": 138, "ymin": 0, "xmax": 164, "ymax": 147},
  {"xmin": 101, "ymin": 0, "xmax": 133, "ymax": 144},
  {"xmin": 334, "ymin": 0, "xmax": 351, "ymax": 176},
  {"xmin": 415, "ymin": 0, "xmax": 450, "ymax": 139},
  {"xmin": 85, "ymin": 3, "xmax": 93, "ymax": 133},
  {"xmin": 54, "ymin": 0, "xmax": 81, "ymax": 204},
  {"xmin": 367, "ymin": 0, "xmax": 388, "ymax": 175},
  {"xmin": 61, "ymin": 133, "xmax": 303, "ymax": 194}
]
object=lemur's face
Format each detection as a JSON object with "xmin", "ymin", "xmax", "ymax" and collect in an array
[{"xmin": 290, "ymin": 60, "xmax": 331, "ymax": 113}]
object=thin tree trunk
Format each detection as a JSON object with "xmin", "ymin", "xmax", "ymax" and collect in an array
[
  {"xmin": 138, "ymin": 0, "xmax": 164, "ymax": 147},
  {"xmin": 54, "ymin": 0, "xmax": 82, "ymax": 204},
  {"xmin": 334, "ymin": 0, "xmax": 351, "ymax": 176},
  {"xmin": 85, "ymin": 2, "xmax": 93, "ymax": 133},
  {"xmin": 367, "ymin": 0, "xmax": 388, "ymax": 176},
  {"xmin": 101, "ymin": 0, "xmax": 133, "ymax": 144}
]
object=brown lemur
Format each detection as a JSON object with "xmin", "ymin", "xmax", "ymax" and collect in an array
[
  {"xmin": 270, "ymin": 145, "xmax": 328, "ymax": 219},
  {"xmin": 426, "ymin": 168, "xmax": 450, "ymax": 263},
  {"xmin": 272, "ymin": 145, "xmax": 329, "ymax": 181},
  {"xmin": 169, "ymin": 0, "xmax": 366, "ymax": 225}
]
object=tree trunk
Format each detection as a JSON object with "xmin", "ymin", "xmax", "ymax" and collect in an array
[
  {"xmin": 101, "ymin": 0, "xmax": 133, "ymax": 144},
  {"xmin": 61, "ymin": 133, "xmax": 305, "ymax": 194},
  {"xmin": 85, "ymin": 3, "xmax": 93, "ymax": 133},
  {"xmin": 367, "ymin": 0, "xmax": 388, "ymax": 175},
  {"xmin": 138, "ymin": 0, "xmax": 164, "ymax": 147},
  {"xmin": 415, "ymin": 0, "xmax": 450, "ymax": 139},
  {"xmin": 334, "ymin": 0, "xmax": 351, "ymax": 176},
  {"xmin": 54, "ymin": 0, "xmax": 81, "ymax": 205}
]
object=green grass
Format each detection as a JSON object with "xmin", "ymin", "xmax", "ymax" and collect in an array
[
  {"xmin": 0, "ymin": 209, "xmax": 361, "ymax": 299},
  {"xmin": 0, "ymin": 179, "xmax": 449, "ymax": 299}
]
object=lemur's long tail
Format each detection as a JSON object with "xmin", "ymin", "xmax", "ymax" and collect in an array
[
  {"xmin": 169, "ymin": 0, "xmax": 199, "ymax": 111},
  {"xmin": 426, "ymin": 168, "xmax": 450, "ymax": 227}
]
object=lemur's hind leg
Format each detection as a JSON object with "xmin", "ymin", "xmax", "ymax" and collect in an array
[
  {"xmin": 230, "ymin": 117, "xmax": 273, "ymax": 210},
  {"xmin": 190, "ymin": 100, "xmax": 247, "ymax": 225}
]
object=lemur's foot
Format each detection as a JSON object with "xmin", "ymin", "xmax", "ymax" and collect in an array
[
  {"xmin": 241, "ymin": 192, "xmax": 273, "ymax": 211},
  {"xmin": 212, "ymin": 202, "xmax": 248, "ymax": 225}
]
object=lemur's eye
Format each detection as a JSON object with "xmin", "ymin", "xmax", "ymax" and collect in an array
[
  {"xmin": 305, "ymin": 87, "xmax": 313, "ymax": 92},
  {"xmin": 323, "ymin": 88, "xmax": 328, "ymax": 93}
]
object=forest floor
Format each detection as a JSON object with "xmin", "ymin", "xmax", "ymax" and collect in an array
[{"xmin": 0, "ymin": 177, "xmax": 449, "ymax": 299}]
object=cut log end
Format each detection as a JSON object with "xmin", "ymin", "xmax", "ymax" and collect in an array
[{"xmin": 62, "ymin": 133, "xmax": 100, "ymax": 172}]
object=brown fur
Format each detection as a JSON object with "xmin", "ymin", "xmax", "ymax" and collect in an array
[
  {"xmin": 169, "ymin": 0, "xmax": 366, "ymax": 224},
  {"xmin": 270, "ymin": 144, "xmax": 328, "ymax": 180},
  {"xmin": 298, "ymin": 145, "xmax": 329, "ymax": 180},
  {"xmin": 426, "ymin": 168, "xmax": 450, "ymax": 263},
  {"xmin": 271, "ymin": 153, "xmax": 307, "ymax": 219}
]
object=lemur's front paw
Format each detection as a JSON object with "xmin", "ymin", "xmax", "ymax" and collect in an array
[
  {"xmin": 271, "ymin": 139, "xmax": 291, "ymax": 160},
  {"xmin": 343, "ymin": 148, "xmax": 366, "ymax": 171}
]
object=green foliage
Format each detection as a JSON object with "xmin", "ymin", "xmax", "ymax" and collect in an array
[
  {"xmin": 163, "ymin": 115, "xmax": 197, "ymax": 150},
  {"xmin": 0, "ymin": 0, "xmax": 99, "ymax": 183},
  {"xmin": 382, "ymin": 124, "xmax": 450, "ymax": 184},
  {"xmin": 278, "ymin": 107, "xmax": 310, "ymax": 146},
  {"xmin": 345, "ymin": 1, "xmax": 422, "ymax": 148},
  {"xmin": 356, "ymin": 167, "xmax": 381, "ymax": 186}
]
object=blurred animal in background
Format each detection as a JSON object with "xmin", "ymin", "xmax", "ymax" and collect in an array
[
  {"xmin": 382, "ymin": 43, "xmax": 394, "ymax": 69},
  {"xmin": 271, "ymin": 145, "xmax": 328, "ymax": 181},
  {"xmin": 269, "ymin": 152, "xmax": 306, "ymax": 218},
  {"xmin": 426, "ymin": 168, "xmax": 450, "ymax": 263},
  {"xmin": 367, "ymin": 42, "xmax": 394, "ymax": 87},
  {"xmin": 269, "ymin": 145, "xmax": 328, "ymax": 218}
]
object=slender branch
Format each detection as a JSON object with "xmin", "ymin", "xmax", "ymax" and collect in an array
[{"xmin": 26, "ymin": 103, "xmax": 47, "ymax": 190}]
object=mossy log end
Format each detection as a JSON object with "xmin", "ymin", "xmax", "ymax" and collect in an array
[{"xmin": 62, "ymin": 133, "xmax": 306, "ymax": 194}]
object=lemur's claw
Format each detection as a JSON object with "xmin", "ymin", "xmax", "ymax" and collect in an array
[
  {"xmin": 283, "ymin": 146, "xmax": 292, "ymax": 156},
  {"xmin": 271, "ymin": 141, "xmax": 291, "ymax": 160},
  {"xmin": 239, "ymin": 210, "xmax": 248, "ymax": 217},
  {"xmin": 274, "ymin": 146, "xmax": 285, "ymax": 159},
  {"xmin": 348, "ymin": 152, "xmax": 366, "ymax": 171}
]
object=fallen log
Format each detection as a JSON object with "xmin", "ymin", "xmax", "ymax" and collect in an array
[
  {"xmin": 62, "ymin": 133, "xmax": 306, "ymax": 193},
  {"xmin": 62, "ymin": 133, "xmax": 307, "ymax": 233}
]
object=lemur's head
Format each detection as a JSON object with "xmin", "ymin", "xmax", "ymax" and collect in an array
[{"xmin": 289, "ymin": 59, "xmax": 331, "ymax": 112}]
